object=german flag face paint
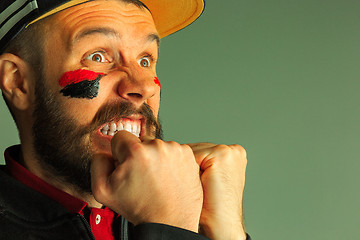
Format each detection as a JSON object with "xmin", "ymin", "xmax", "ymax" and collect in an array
[{"xmin": 58, "ymin": 69, "xmax": 106, "ymax": 99}]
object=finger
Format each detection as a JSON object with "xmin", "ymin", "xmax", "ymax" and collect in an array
[
  {"xmin": 91, "ymin": 153, "xmax": 115, "ymax": 204},
  {"xmin": 111, "ymin": 130, "xmax": 142, "ymax": 165},
  {"xmin": 187, "ymin": 142, "xmax": 216, "ymax": 152},
  {"xmin": 229, "ymin": 144, "xmax": 247, "ymax": 158},
  {"xmin": 140, "ymin": 134, "xmax": 156, "ymax": 143},
  {"xmin": 190, "ymin": 150, "xmax": 209, "ymax": 169},
  {"xmin": 185, "ymin": 143, "xmax": 215, "ymax": 167}
]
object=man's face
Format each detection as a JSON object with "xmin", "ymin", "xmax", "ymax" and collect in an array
[{"xmin": 31, "ymin": 0, "xmax": 162, "ymax": 192}]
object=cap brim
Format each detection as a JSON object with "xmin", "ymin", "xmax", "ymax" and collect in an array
[
  {"xmin": 142, "ymin": 0, "xmax": 205, "ymax": 38},
  {"xmin": 28, "ymin": 0, "xmax": 205, "ymax": 38}
]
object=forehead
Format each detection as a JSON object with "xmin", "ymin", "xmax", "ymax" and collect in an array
[{"xmin": 48, "ymin": 0, "xmax": 157, "ymax": 46}]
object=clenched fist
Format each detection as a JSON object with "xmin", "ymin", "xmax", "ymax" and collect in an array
[
  {"xmin": 91, "ymin": 131, "xmax": 203, "ymax": 233},
  {"xmin": 189, "ymin": 143, "xmax": 248, "ymax": 240}
]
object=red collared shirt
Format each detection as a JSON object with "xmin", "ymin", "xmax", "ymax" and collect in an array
[{"xmin": 4, "ymin": 145, "xmax": 116, "ymax": 240}]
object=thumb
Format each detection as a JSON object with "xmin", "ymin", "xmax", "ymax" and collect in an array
[
  {"xmin": 111, "ymin": 130, "xmax": 141, "ymax": 165},
  {"xmin": 91, "ymin": 153, "xmax": 115, "ymax": 204}
]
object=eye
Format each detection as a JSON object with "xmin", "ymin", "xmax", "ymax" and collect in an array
[
  {"xmin": 86, "ymin": 52, "xmax": 107, "ymax": 63},
  {"xmin": 138, "ymin": 57, "xmax": 151, "ymax": 67}
]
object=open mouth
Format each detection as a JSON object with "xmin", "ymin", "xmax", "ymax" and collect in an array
[{"xmin": 100, "ymin": 118, "xmax": 142, "ymax": 137}]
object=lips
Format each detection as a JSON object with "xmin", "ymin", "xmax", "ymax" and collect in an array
[{"xmin": 100, "ymin": 118, "xmax": 142, "ymax": 137}]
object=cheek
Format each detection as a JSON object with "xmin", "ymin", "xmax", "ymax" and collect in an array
[
  {"xmin": 147, "ymin": 93, "xmax": 161, "ymax": 118},
  {"xmin": 59, "ymin": 95, "xmax": 104, "ymax": 126},
  {"xmin": 58, "ymin": 69, "xmax": 105, "ymax": 99},
  {"xmin": 154, "ymin": 77, "xmax": 161, "ymax": 88}
]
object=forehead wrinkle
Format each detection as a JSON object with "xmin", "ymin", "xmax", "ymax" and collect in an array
[
  {"xmin": 64, "ymin": 15, "xmax": 156, "ymax": 50},
  {"xmin": 57, "ymin": 3, "xmax": 152, "ymax": 28},
  {"xmin": 51, "ymin": 1, "xmax": 158, "ymax": 55},
  {"xmin": 72, "ymin": 27, "xmax": 120, "ymax": 47}
]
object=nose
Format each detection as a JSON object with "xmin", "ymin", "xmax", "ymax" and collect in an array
[{"xmin": 116, "ymin": 67, "xmax": 158, "ymax": 108}]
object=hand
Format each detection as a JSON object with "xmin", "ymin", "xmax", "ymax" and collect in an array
[
  {"xmin": 188, "ymin": 143, "xmax": 248, "ymax": 240},
  {"xmin": 91, "ymin": 131, "xmax": 203, "ymax": 232}
]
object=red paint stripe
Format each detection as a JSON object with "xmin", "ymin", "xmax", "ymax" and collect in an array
[
  {"xmin": 154, "ymin": 77, "xmax": 161, "ymax": 88},
  {"xmin": 58, "ymin": 69, "xmax": 105, "ymax": 87}
]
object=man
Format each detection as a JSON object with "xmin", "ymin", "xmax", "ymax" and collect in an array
[{"xmin": 0, "ymin": 0, "xmax": 250, "ymax": 239}]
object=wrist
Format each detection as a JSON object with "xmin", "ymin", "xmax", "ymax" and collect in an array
[
  {"xmin": 135, "ymin": 213, "xmax": 200, "ymax": 233},
  {"xmin": 200, "ymin": 220, "xmax": 246, "ymax": 240}
]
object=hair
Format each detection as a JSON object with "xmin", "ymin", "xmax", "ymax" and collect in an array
[
  {"xmin": 1, "ymin": 0, "xmax": 149, "ymax": 124},
  {"xmin": 1, "ymin": 19, "xmax": 48, "ymax": 125},
  {"xmin": 3, "ymin": 20, "xmax": 47, "ymax": 73},
  {"xmin": 122, "ymin": 0, "xmax": 148, "ymax": 9}
]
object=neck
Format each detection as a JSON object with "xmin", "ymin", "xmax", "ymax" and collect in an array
[{"xmin": 20, "ymin": 143, "xmax": 103, "ymax": 209}]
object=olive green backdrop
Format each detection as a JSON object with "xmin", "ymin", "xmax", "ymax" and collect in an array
[{"xmin": 1, "ymin": 0, "xmax": 359, "ymax": 239}]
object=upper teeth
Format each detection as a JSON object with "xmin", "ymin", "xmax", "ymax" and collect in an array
[{"xmin": 101, "ymin": 120, "xmax": 141, "ymax": 137}]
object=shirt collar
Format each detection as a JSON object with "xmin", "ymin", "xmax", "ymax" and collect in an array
[{"xmin": 4, "ymin": 145, "xmax": 88, "ymax": 214}]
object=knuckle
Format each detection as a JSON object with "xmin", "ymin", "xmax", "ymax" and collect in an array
[
  {"xmin": 166, "ymin": 140, "xmax": 185, "ymax": 154},
  {"xmin": 213, "ymin": 144, "xmax": 248, "ymax": 166},
  {"xmin": 167, "ymin": 140, "xmax": 180, "ymax": 147},
  {"xmin": 214, "ymin": 144, "xmax": 232, "ymax": 154},
  {"xmin": 230, "ymin": 144, "xmax": 247, "ymax": 155},
  {"xmin": 92, "ymin": 182, "xmax": 110, "ymax": 203},
  {"xmin": 152, "ymin": 138, "xmax": 165, "ymax": 147},
  {"xmin": 130, "ymin": 141, "xmax": 145, "ymax": 152},
  {"xmin": 181, "ymin": 144, "xmax": 192, "ymax": 152},
  {"xmin": 125, "ymin": 142, "xmax": 146, "ymax": 159},
  {"xmin": 123, "ymin": 142, "xmax": 149, "ymax": 164},
  {"xmin": 230, "ymin": 144, "xmax": 248, "ymax": 165}
]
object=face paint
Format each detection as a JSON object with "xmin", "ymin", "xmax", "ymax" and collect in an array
[
  {"xmin": 59, "ymin": 69, "xmax": 105, "ymax": 99},
  {"xmin": 154, "ymin": 77, "xmax": 161, "ymax": 88}
]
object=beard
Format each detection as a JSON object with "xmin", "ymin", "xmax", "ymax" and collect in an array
[{"xmin": 32, "ymin": 76, "xmax": 163, "ymax": 194}]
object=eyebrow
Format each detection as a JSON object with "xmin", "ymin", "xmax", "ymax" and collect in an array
[
  {"xmin": 72, "ymin": 27, "xmax": 160, "ymax": 48},
  {"xmin": 148, "ymin": 33, "xmax": 160, "ymax": 47}
]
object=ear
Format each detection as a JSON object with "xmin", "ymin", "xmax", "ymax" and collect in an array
[{"xmin": 0, "ymin": 53, "xmax": 33, "ymax": 111}]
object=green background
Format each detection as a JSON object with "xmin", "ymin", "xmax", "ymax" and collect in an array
[{"xmin": 1, "ymin": 0, "xmax": 359, "ymax": 239}]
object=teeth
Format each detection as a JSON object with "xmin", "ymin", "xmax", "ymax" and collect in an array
[
  {"xmin": 137, "ymin": 124, "xmax": 141, "ymax": 134},
  {"xmin": 117, "ymin": 122, "xmax": 123, "ymax": 131},
  {"xmin": 100, "ymin": 120, "xmax": 141, "ymax": 137},
  {"xmin": 124, "ymin": 122, "xmax": 131, "ymax": 132},
  {"xmin": 110, "ymin": 122, "xmax": 117, "ymax": 132}
]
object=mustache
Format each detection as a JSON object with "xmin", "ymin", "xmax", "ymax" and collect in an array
[{"xmin": 89, "ymin": 101, "xmax": 162, "ymax": 138}]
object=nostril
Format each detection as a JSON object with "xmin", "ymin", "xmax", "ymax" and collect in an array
[{"xmin": 127, "ymin": 93, "xmax": 143, "ymax": 99}]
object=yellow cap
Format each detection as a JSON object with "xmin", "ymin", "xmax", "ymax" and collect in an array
[{"xmin": 27, "ymin": 0, "xmax": 205, "ymax": 38}]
